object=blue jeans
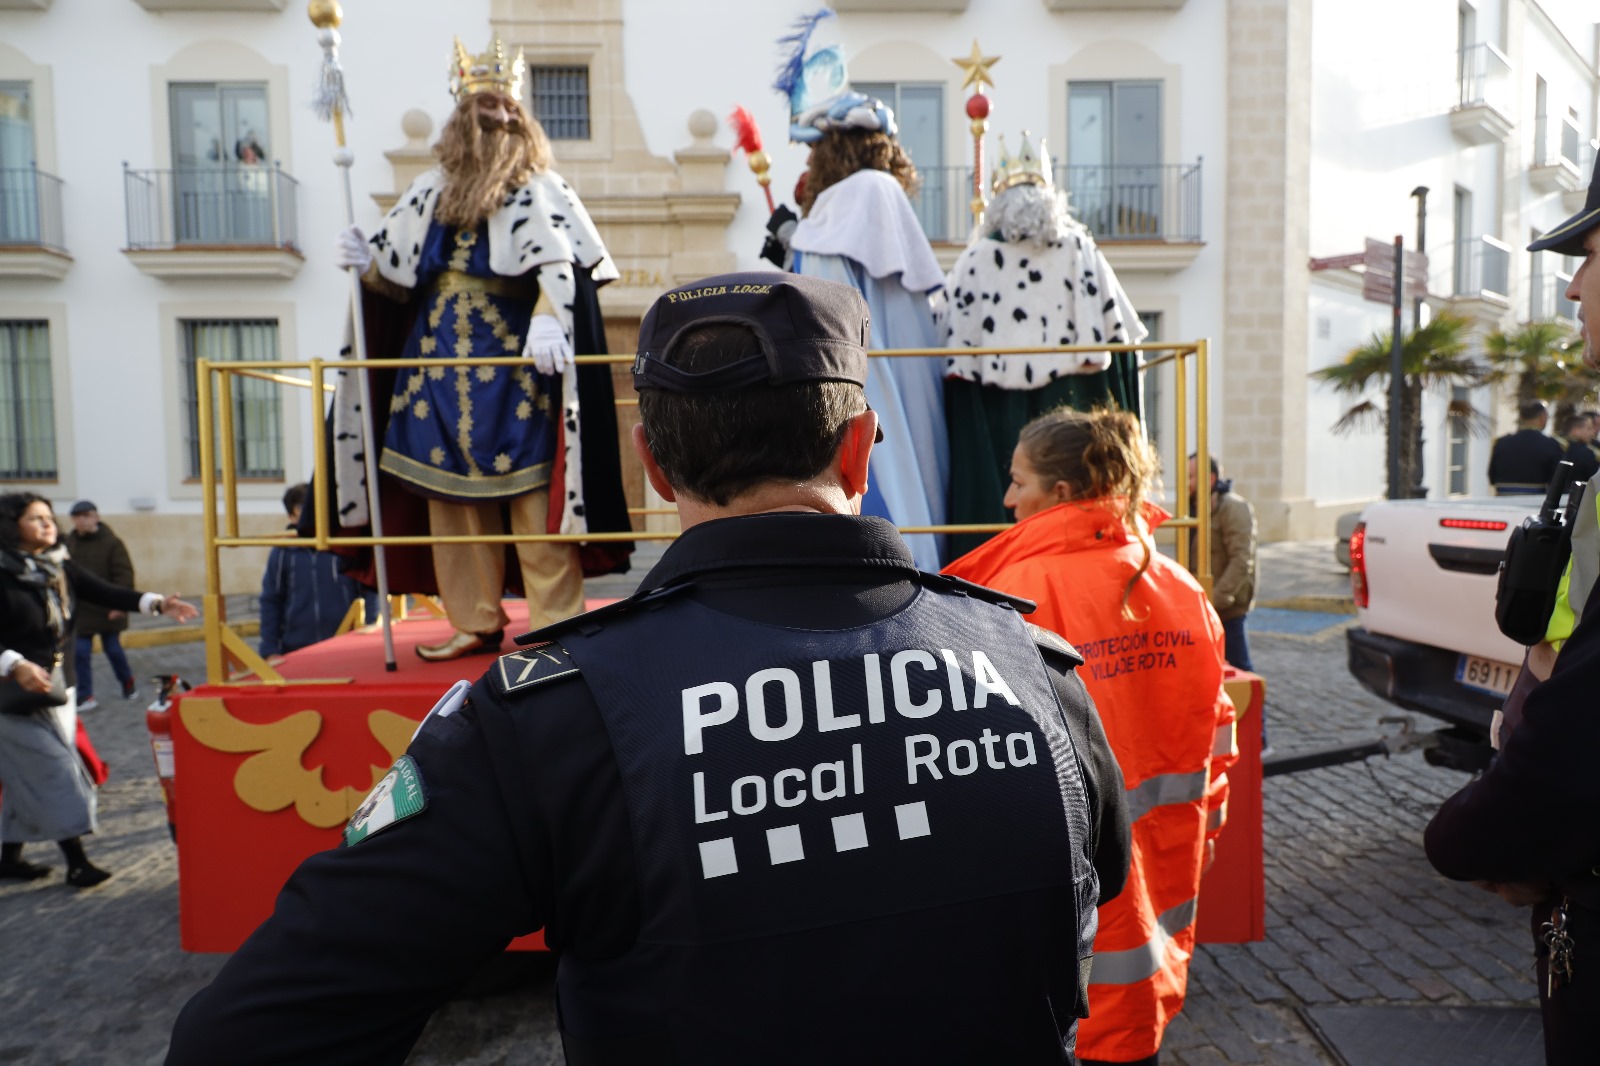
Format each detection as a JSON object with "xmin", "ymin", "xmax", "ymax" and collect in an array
[
  {"xmin": 74, "ymin": 632, "xmax": 133, "ymax": 700},
  {"xmin": 1221, "ymin": 614, "xmax": 1264, "ymax": 746},
  {"xmin": 1221, "ymin": 615, "xmax": 1253, "ymax": 672}
]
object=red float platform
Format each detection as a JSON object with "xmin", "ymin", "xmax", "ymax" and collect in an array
[
  {"xmin": 170, "ymin": 601, "xmax": 595, "ymax": 953},
  {"xmin": 172, "ymin": 610, "xmax": 1266, "ymax": 953}
]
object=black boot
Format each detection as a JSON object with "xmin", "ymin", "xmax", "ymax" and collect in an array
[
  {"xmin": 0, "ymin": 842, "xmax": 50, "ymax": 881},
  {"xmin": 58, "ymin": 837, "xmax": 111, "ymax": 889}
]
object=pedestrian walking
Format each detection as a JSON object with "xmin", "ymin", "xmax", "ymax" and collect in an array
[
  {"xmin": 0, "ymin": 493, "xmax": 196, "ymax": 887},
  {"xmin": 166, "ymin": 272, "xmax": 1132, "ymax": 1065},
  {"xmin": 62, "ymin": 501, "xmax": 140, "ymax": 711}
]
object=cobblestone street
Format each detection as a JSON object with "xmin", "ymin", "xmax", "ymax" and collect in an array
[{"xmin": 0, "ymin": 543, "xmax": 1541, "ymax": 1064}]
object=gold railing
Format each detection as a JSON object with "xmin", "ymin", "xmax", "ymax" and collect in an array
[{"xmin": 196, "ymin": 341, "xmax": 1210, "ymax": 684}]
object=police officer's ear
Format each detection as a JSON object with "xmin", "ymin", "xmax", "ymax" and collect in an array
[
  {"xmin": 631, "ymin": 423, "xmax": 677, "ymax": 503},
  {"xmin": 837, "ymin": 408, "xmax": 877, "ymax": 501}
]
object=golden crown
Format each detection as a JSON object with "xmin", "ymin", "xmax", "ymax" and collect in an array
[
  {"xmin": 450, "ymin": 34, "xmax": 526, "ymax": 101},
  {"xmin": 990, "ymin": 131, "xmax": 1054, "ymax": 196}
]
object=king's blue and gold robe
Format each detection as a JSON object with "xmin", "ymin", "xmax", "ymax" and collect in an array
[{"xmin": 380, "ymin": 223, "xmax": 561, "ymax": 502}]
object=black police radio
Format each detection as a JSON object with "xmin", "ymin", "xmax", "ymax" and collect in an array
[{"xmin": 1496, "ymin": 460, "xmax": 1584, "ymax": 646}]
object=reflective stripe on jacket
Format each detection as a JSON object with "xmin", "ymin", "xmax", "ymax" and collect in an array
[{"xmin": 946, "ymin": 498, "xmax": 1238, "ymax": 1061}]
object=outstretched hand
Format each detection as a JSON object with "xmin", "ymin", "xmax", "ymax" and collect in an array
[{"xmin": 162, "ymin": 596, "xmax": 200, "ymax": 624}]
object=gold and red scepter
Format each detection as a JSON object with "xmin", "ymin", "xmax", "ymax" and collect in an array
[
  {"xmin": 953, "ymin": 40, "xmax": 1000, "ymax": 229},
  {"xmin": 308, "ymin": 0, "xmax": 398, "ymax": 671},
  {"xmin": 729, "ymin": 105, "xmax": 777, "ymax": 212}
]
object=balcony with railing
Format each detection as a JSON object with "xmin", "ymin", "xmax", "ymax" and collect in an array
[
  {"xmin": 1530, "ymin": 272, "xmax": 1578, "ymax": 324},
  {"xmin": 122, "ymin": 163, "xmax": 303, "ymax": 279},
  {"xmin": 0, "ymin": 166, "xmax": 70, "ymax": 279},
  {"xmin": 1530, "ymin": 113, "xmax": 1586, "ymax": 194},
  {"xmin": 910, "ymin": 159, "xmax": 1204, "ymax": 273},
  {"xmin": 1560, "ymin": 137, "xmax": 1600, "ymax": 213},
  {"xmin": 1451, "ymin": 42, "xmax": 1513, "ymax": 146},
  {"xmin": 1448, "ymin": 234, "xmax": 1512, "ymax": 325}
]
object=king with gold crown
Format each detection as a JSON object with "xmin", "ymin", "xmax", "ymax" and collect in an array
[
  {"xmin": 938, "ymin": 130, "xmax": 1148, "ymax": 557},
  {"xmin": 329, "ymin": 31, "xmax": 632, "ymax": 662}
]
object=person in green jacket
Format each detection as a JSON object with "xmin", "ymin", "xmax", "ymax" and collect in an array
[{"xmin": 63, "ymin": 502, "xmax": 139, "ymax": 711}]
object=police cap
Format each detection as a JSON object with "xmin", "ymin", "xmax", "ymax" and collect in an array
[
  {"xmin": 632, "ymin": 272, "xmax": 870, "ymax": 394},
  {"xmin": 1529, "ymin": 153, "xmax": 1600, "ymax": 255}
]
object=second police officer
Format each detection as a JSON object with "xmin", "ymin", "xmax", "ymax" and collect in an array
[{"xmin": 166, "ymin": 272, "xmax": 1132, "ymax": 1065}]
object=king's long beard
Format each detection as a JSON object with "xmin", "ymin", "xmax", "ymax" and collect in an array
[{"xmin": 434, "ymin": 120, "xmax": 537, "ymax": 229}]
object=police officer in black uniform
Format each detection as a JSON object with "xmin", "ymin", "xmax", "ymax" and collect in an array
[
  {"xmin": 1426, "ymin": 156, "xmax": 1600, "ymax": 1065},
  {"xmin": 1488, "ymin": 400, "xmax": 1565, "ymax": 495},
  {"xmin": 166, "ymin": 272, "xmax": 1132, "ymax": 1065}
]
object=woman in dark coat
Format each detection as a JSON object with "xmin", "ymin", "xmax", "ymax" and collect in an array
[{"xmin": 0, "ymin": 493, "xmax": 196, "ymax": 886}]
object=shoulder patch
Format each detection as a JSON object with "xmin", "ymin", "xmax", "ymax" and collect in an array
[
  {"xmin": 1026, "ymin": 622, "xmax": 1085, "ymax": 667},
  {"xmin": 496, "ymin": 642, "xmax": 580, "ymax": 692},
  {"xmin": 344, "ymin": 755, "xmax": 427, "ymax": 847}
]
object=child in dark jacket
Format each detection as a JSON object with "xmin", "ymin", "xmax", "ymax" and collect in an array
[{"xmin": 258, "ymin": 484, "xmax": 373, "ymax": 657}]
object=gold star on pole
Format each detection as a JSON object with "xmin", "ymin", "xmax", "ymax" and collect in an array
[{"xmin": 953, "ymin": 40, "xmax": 1000, "ymax": 93}]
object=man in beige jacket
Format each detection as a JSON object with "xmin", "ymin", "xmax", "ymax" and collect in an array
[{"xmin": 1187, "ymin": 455, "xmax": 1258, "ymax": 672}]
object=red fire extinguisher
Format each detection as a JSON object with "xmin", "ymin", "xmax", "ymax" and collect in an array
[{"xmin": 147, "ymin": 674, "xmax": 190, "ymax": 842}]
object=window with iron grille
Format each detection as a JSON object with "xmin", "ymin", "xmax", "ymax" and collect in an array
[
  {"xmin": 529, "ymin": 66, "xmax": 590, "ymax": 140},
  {"xmin": 0, "ymin": 320, "xmax": 56, "ymax": 480},
  {"xmin": 181, "ymin": 319, "xmax": 283, "ymax": 480}
]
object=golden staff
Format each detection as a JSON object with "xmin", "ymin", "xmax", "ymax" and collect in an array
[
  {"xmin": 953, "ymin": 40, "xmax": 999, "ymax": 228},
  {"xmin": 308, "ymin": 0, "xmax": 398, "ymax": 671}
]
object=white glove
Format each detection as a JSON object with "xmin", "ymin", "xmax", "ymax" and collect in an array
[
  {"xmin": 334, "ymin": 224, "xmax": 372, "ymax": 272},
  {"xmin": 523, "ymin": 314, "xmax": 574, "ymax": 374}
]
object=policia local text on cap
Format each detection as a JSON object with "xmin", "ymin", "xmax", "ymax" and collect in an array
[{"xmin": 166, "ymin": 272, "xmax": 1131, "ymax": 1066}]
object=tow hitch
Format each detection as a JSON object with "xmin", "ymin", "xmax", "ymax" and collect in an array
[{"xmin": 1262, "ymin": 716, "xmax": 1447, "ymax": 777}]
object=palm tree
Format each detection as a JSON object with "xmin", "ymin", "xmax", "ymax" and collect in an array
[
  {"xmin": 1480, "ymin": 320, "xmax": 1597, "ymax": 429},
  {"xmin": 1310, "ymin": 311, "xmax": 1483, "ymax": 498}
]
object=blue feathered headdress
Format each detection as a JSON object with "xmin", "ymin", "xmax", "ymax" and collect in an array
[{"xmin": 773, "ymin": 8, "xmax": 895, "ymax": 143}]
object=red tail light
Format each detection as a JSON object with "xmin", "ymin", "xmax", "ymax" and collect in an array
[
  {"xmin": 1349, "ymin": 521, "xmax": 1369, "ymax": 609},
  {"xmin": 1439, "ymin": 518, "xmax": 1508, "ymax": 531}
]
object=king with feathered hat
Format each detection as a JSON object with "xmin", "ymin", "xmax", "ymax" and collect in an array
[
  {"xmin": 766, "ymin": 9, "xmax": 950, "ymax": 571},
  {"xmin": 327, "ymin": 30, "xmax": 632, "ymax": 661}
]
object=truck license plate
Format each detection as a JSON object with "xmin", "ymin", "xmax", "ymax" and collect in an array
[{"xmin": 1456, "ymin": 654, "xmax": 1519, "ymax": 697}]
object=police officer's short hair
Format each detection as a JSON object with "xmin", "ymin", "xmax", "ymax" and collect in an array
[
  {"xmin": 638, "ymin": 323, "xmax": 866, "ymax": 505},
  {"xmin": 634, "ymin": 274, "xmax": 872, "ymax": 506},
  {"xmin": 1519, "ymin": 400, "xmax": 1550, "ymax": 423}
]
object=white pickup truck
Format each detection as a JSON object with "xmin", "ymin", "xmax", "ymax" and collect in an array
[{"xmin": 1344, "ymin": 495, "xmax": 1542, "ymax": 772}]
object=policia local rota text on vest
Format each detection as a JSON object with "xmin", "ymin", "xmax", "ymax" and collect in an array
[{"xmin": 537, "ymin": 576, "xmax": 1100, "ymax": 1064}]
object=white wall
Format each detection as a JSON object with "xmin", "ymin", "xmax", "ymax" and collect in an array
[
  {"xmin": 1308, "ymin": 0, "xmax": 1597, "ymax": 504},
  {"xmin": 0, "ymin": 1, "xmax": 489, "ymax": 518}
]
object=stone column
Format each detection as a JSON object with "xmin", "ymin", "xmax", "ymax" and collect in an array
[{"xmin": 1224, "ymin": 0, "xmax": 1313, "ymax": 540}]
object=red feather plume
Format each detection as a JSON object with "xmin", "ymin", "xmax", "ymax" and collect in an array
[{"xmin": 729, "ymin": 105, "xmax": 764, "ymax": 155}]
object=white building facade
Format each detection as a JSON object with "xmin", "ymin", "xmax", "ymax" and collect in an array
[{"xmin": 0, "ymin": 0, "xmax": 1595, "ymax": 591}]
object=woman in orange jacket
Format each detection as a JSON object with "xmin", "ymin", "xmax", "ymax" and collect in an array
[{"xmin": 945, "ymin": 408, "xmax": 1236, "ymax": 1066}]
